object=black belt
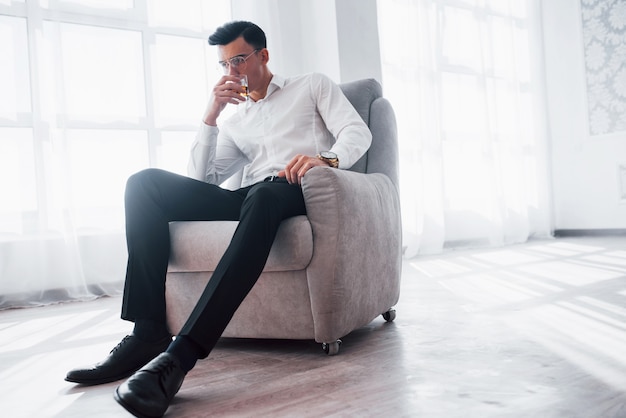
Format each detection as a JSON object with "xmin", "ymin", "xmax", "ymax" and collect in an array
[{"xmin": 263, "ymin": 175, "xmax": 289, "ymax": 183}]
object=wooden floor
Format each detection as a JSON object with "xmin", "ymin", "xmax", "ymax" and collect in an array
[{"xmin": 1, "ymin": 236, "xmax": 626, "ymax": 417}]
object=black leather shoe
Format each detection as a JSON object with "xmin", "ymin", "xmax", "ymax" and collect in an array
[
  {"xmin": 65, "ymin": 334, "xmax": 171, "ymax": 385},
  {"xmin": 114, "ymin": 353, "xmax": 186, "ymax": 418}
]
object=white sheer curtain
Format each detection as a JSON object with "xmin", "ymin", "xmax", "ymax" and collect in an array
[
  {"xmin": 0, "ymin": 0, "xmax": 230, "ymax": 309},
  {"xmin": 377, "ymin": 0, "xmax": 553, "ymax": 257}
]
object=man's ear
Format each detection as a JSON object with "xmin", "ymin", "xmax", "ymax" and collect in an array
[{"xmin": 259, "ymin": 48, "xmax": 269, "ymax": 64}]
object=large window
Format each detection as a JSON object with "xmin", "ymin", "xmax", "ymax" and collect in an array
[
  {"xmin": 378, "ymin": 0, "xmax": 551, "ymax": 254},
  {"xmin": 0, "ymin": 0, "xmax": 231, "ymax": 307},
  {"xmin": 0, "ymin": 0, "xmax": 230, "ymax": 235}
]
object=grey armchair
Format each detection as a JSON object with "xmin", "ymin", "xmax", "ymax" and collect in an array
[{"xmin": 165, "ymin": 78, "xmax": 401, "ymax": 355}]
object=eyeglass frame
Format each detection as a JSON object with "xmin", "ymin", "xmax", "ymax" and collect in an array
[{"xmin": 218, "ymin": 49, "xmax": 260, "ymax": 72}]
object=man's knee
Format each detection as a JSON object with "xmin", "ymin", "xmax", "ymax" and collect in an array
[
  {"xmin": 127, "ymin": 168, "xmax": 161, "ymax": 191},
  {"xmin": 125, "ymin": 168, "xmax": 172, "ymax": 206}
]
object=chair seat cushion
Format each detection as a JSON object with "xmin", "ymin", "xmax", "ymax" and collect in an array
[{"xmin": 167, "ymin": 215, "xmax": 313, "ymax": 273}]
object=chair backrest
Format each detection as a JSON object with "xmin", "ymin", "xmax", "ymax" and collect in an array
[{"xmin": 339, "ymin": 78, "xmax": 399, "ymax": 190}]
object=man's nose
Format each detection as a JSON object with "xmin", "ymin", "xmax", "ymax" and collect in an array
[{"xmin": 227, "ymin": 65, "xmax": 239, "ymax": 76}]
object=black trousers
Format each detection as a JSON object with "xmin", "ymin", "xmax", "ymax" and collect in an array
[{"xmin": 121, "ymin": 168, "xmax": 306, "ymax": 358}]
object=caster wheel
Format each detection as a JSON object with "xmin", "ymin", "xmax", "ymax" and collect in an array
[
  {"xmin": 382, "ymin": 308, "xmax": 396, "ymax": 322},
  {"xmin": 322, "ymin": 339, "xmax": 342, "ymax": 355}
]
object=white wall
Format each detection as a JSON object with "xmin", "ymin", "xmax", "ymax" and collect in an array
[
  {"xmin": 335, "ymin": 0, "xmax": 382, "ymax": 83},
  {"xmin": 231, "ymin": 0, "xmax": 381, "ymax": 84},
  {"xmin": 542, "ymin": 0, "xmax": 626, "ymax": 230}
]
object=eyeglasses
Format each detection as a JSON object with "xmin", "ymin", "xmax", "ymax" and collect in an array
[{"xmin": 218, "ymin": 49, "xmax": 259, "ymax": 72}]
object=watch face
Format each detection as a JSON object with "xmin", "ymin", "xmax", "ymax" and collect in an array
[{"xmin": 321, "ymin": 151, "xmax": 337, "ymax": 159}]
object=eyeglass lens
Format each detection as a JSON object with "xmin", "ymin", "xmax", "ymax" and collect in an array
[{"xmin": 219, "ymin": 50, "xmax": 258, "ymax": 72}]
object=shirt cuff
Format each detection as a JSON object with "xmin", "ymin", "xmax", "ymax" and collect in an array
[{"xmin": 197, "ymin": 123, "xmax": 219, "ymax": 146}]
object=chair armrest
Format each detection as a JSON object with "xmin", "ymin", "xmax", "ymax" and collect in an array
[{"xmin": 301, "ymin": 166, "xmax": 402, "ymax": 342}]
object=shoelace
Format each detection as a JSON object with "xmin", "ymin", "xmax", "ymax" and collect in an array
[
  {"xmin": 151, "ymin": 358, "xmax": 177, "ymax": 380},
  {"xmin": 147, "ymin": 357, "xmax": 180, "ymax": 395},
  {"xmin": 109, "ymin": 335, "xmax": 132, "ymax": 355}
]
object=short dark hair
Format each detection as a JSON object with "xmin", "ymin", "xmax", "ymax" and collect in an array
[{"xmin": 208, "ymin": 21, "xmax": 266, "ymax": 49}]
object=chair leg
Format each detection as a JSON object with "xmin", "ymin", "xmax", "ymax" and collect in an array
[
  {"xmin": 322, "ymin": 339, "xmax": 342, "ymax": 356},
  {"xmin": 382, "ymin": 308, "xmax": 396, "ymax": 322}
]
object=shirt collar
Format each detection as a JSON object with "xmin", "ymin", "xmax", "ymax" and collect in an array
[
  {"xmin": 239, "ymin": 74, "xmax": 284, "ymax": 112},
  {"xmin": 264, "ymin": 74, "xmax": 285, "ymax": 99}
]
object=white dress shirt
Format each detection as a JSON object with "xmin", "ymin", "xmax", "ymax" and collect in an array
[{"xmin": 188, "ymin": 72, "xmax": 372, "ymax": 187}]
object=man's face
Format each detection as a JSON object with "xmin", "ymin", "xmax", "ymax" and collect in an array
[{"xmin": 217, "ymin": 37, "xmax": 263, "ymax": 87}]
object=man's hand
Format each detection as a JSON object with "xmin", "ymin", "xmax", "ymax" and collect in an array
[
  {"xmin": 278, "ymin": 154, "xmax": 331, "ymax": 185},
  {"xmin": 202, "ymin": 75, "xmax": 247, "ymax": 126}
]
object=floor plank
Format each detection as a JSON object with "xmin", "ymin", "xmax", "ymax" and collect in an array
[{"xmin": 1, "ymin": 236, "xmax": 625, "ymax": 417}]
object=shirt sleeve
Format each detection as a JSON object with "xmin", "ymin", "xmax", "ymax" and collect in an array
[
  {"xmin": 311, "ymin": 73, "xmax": 372, "ymax": 169},
  {"xmin": 187, "ymin": 123, "xmax": 247, "ymax": 184}
]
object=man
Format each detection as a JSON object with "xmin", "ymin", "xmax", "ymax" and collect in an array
[{"xmin": 65, "ymin": 20, "xmax": 371, "ymax": 417}]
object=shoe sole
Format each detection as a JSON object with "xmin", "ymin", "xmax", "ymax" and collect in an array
[
  {"xmin": 114, "ymin": 386, "xmax": 161, "ymax": 418},
  {"xmin": 65, "ymin": 367, "xmax": 140, "ymax": 386}
]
